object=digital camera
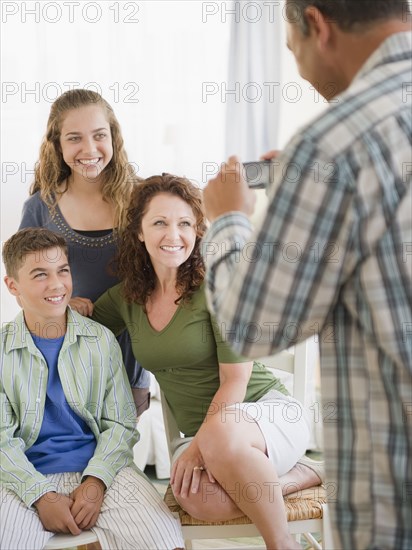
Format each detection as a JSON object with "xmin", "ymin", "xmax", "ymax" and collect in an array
[{"xmin": 243, "ymin": 160, "xmax": 276, "ymax": 189}]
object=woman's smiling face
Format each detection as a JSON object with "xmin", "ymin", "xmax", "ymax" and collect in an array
[{"xmin": 139, "ymin": 192, "xmax": 197, "ymax": 275}]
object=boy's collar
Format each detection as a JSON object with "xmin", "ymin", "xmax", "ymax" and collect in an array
[{"xmin": 3, "ymin": 307, "xmax": 100, "ymax": 353}]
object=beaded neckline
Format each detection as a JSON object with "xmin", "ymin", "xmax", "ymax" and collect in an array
[{"xmin": 50, "ymin": 204, "xmax": 117, "ymax": 248}]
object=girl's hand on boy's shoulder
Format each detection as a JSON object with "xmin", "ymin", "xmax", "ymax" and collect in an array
[
  {"xmin": 69, "ymin": 297, "xmax": 94, "ymax": 316},
  {"xmin": 70, "ymin": 476, "xmax": 106, "ymax": 530},
  {"xmin": 34, "ymin": 492, "xmax": 81, "ymax": 535}
]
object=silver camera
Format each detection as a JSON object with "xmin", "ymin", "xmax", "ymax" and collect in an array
[{"xmin": 243, "ymin": 160, "xmax": 276, "ymax": 189}]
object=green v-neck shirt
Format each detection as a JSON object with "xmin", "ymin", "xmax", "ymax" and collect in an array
[{"xmin": 93, "ymin": 284, "xmax": 287, "ymax": 436}]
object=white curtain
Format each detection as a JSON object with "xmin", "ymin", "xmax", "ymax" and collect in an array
[{"xmin": 225, "ymin": 1, "xmax": 282, "ymax": 160}]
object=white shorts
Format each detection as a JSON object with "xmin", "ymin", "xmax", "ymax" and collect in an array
[{"xmin": 173, "ymin": 390, "xmax": 310, "ymax": 477}]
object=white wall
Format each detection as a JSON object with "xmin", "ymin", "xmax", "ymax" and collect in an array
[
  {"xmin": 1, "ymin": 1, "xmax": 326, "ymax": 322},
  {"xmin": 278, "ymin": 17, "xmax": 327, "ymax": 146},
  {"xmin": 252, "ymin": 15, "xmax": 327, "ymax": 222}
]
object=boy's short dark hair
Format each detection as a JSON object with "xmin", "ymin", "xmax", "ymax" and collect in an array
[
  {"xmin": 2, "ymin": 228, "xmax": 68, "ymax": 278},
  {"xmin": 286, "ymin": 0, "xmax": 410, "ymax": 34}
]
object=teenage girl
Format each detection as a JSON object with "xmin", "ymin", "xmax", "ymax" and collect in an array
[{"xmin": 20, "ymin": 89, "xmax": 150, "ymax": 415}]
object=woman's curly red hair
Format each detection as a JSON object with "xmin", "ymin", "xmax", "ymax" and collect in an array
[{"xmin": 116, "ymin": 174, "xmax": 207, "ymax": 306}]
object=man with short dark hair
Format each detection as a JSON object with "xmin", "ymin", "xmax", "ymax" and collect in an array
[{"xmin": 203, "ymin": 1, "xmax": 412, "ymax": 548}]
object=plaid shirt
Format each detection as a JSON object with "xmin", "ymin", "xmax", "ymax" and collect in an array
[{"xmin": 203, "ymin": 32, "xmax": 412, "ymax": 549}]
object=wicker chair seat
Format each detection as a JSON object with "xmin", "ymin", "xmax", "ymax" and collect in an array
[{"xmin": 164, "ymin": 484, "xmax": 327, "ymax": 526}]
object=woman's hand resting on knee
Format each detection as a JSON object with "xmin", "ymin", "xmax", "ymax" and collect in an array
[{"xmin": 170, "ymin": 440, "xmax": 215, "ymax": 499}]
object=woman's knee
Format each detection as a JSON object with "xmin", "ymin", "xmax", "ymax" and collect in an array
[
  {"xmin": 198, "ymin": 413, "xmax": 262, "ymax": 467},
  {"xmin": 197, "ymin": 417, "xmax": 243, "ymax": 463}
]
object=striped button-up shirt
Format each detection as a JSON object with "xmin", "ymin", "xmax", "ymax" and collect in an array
[
  {"xmin": 0, "ymin": 308, "xmax": 138, "ymax": 507},
  {"xmin": 203, "ymin": 32, "xmax": 412, "ymax": 549}
]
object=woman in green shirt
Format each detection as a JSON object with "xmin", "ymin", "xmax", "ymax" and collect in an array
[{"xmin": 89, "ymin": 174, "xmax": 323, "ymax": 550}]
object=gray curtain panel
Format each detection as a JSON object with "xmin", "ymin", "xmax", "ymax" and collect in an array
[{"xmin": 225, "ymin": 1, "xmax": 282, "ymax": 160}]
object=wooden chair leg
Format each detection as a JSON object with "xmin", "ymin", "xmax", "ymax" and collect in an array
[{"xmin": 79, "ymin": 543, "xmax": 101, "ymax": 550}]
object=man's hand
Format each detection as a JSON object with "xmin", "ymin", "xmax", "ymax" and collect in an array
[
  {"xmin": 34, "ymin": 492, "xmax": 81, "ymax": 535},
  {"xmin": 203, "ymin": 155, "xmax": 256, "ymax": 222},
  {"xmin": 260, "ymin": 149, "xmax": 282, "ymax": 161},
  {"xmin": 70, "ymin": 477, "xmax": 105, "ymax": 530}
]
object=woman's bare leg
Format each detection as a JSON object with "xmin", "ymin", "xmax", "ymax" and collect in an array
[
  {"xmin": 280, "ymin": 463, "xmax": 322, "ymax": 496},
  {"xmin": 194, "ymin": 413, "xmax": 300, "ymax": 549}
]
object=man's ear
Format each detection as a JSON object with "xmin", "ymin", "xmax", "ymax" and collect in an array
[
  {"xmin": 305, "ymin": 6, "xmax": 333, "ymax": 50},
  {"xmin": 4, "ymin": 275, "xmax": 19, "ymax": 296}
]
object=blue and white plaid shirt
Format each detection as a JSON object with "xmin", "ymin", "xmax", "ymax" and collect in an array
[{"xmin": 203, "ymin": 32, "xmax": 412, "ymax": 549}]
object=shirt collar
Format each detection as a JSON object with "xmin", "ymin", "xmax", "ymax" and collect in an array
[
  {"xmin": 3, "ymin": 307, "xmax": 99, "ymax": 354},
  {"xmin": 352, "ymin": 31, "xmax": 412, "ymax": 84}
]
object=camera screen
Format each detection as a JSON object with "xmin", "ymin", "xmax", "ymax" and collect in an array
[{"xmin": 243, "ymin": 161, "xmax": 275, "ymax": 189}]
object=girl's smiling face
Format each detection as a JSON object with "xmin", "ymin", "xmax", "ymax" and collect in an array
[
  {"xmin": 139, "ymin": 192, "xmax": 197, "ymax": 276},
  {"xmin": 59, "ymin": 104, "xmax": 113, "ymax": 183}
]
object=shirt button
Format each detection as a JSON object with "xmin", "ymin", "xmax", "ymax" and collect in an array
[{"xmin": 36, "ymin": 398, "xmax": 41, "ymax": 403}]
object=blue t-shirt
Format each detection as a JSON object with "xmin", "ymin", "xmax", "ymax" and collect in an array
[{"xmin": 25, "ymin": 334, "xmax": 96, "ymax": 474}]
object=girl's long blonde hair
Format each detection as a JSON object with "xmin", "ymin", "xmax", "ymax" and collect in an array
[{"xmin": 30, "ymin": 89, "xmax": 139, "ymax": 231}]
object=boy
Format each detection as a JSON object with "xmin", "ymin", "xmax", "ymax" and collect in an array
[{"xmin": 0, "ymin": 228, "xmax": 183, "ymax": 550}]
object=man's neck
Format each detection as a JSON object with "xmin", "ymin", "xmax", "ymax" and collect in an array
[{"xmin": 335, "ymin": 21, "xmax": 411, "ymax": 93}]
